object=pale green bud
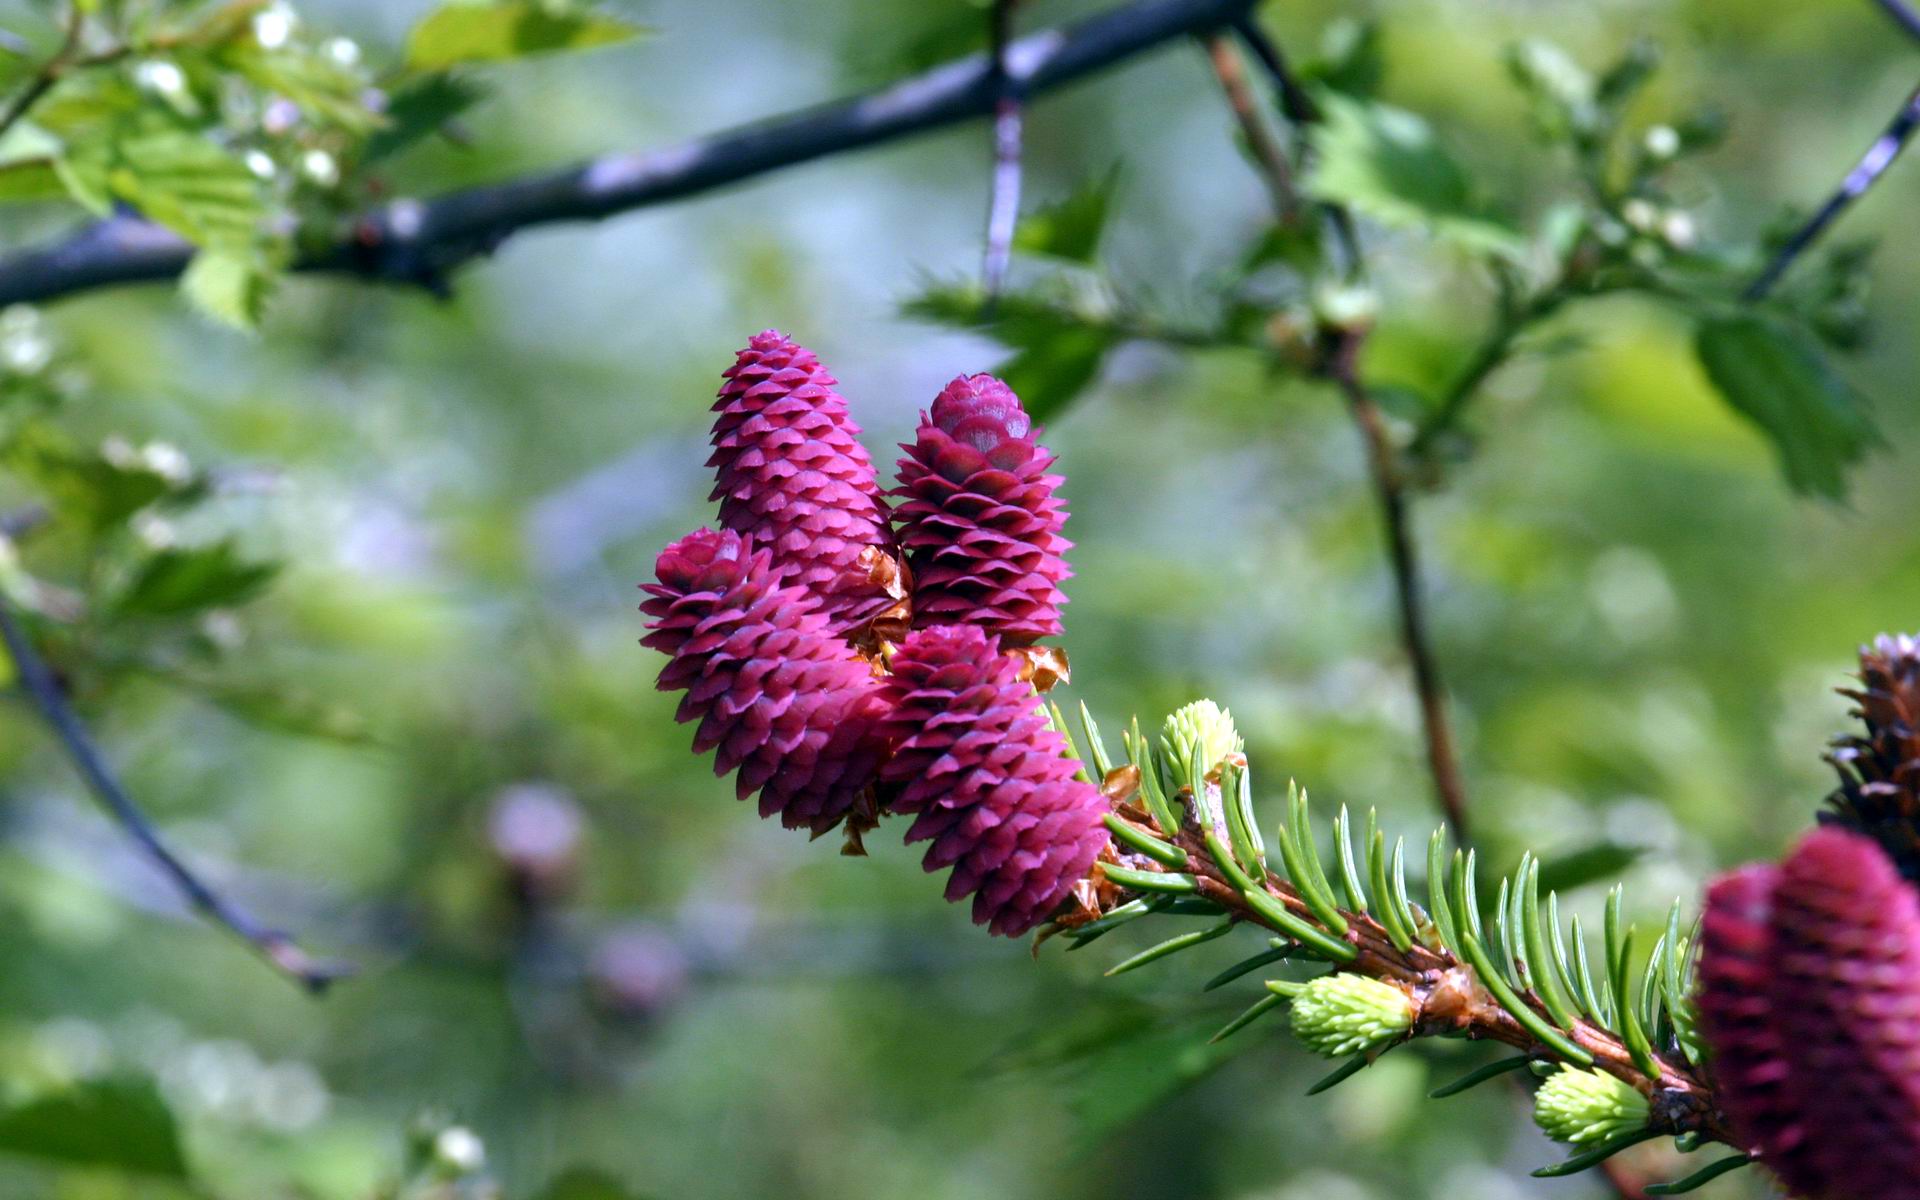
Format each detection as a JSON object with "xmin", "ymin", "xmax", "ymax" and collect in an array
[
  {"xmin": 1159, "ymin": 700, "xmax": 1243, "ymax": 781},
  {"xmin": 1533, "ymin": 1067, "xmax": 1650, "ymax": 1145},
  {"xmin": 1288, "ymin": 973, "xmax": 1413, "ymax": 1058}
]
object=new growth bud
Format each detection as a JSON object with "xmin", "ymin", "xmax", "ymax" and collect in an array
[
  {"xmin": 1533, "ymin": 1067, "xmax": 1649, "ymax": 1146},
  {"xmin": 1160, "ymin": 699, "xmax": 1244, "ymax": 779},
  {"xmin": 1289, "ymin": 973, "xmax": 1413, "ymax": 1058}
]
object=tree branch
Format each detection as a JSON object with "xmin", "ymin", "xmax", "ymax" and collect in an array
[
  {"xmin": 1744, "ymin": 81, "xmax": 1920, "ymax": 300},
  {"xmin": 0, "ymin": 7, "xmax": 84, "ymax": 144},
  {"xmin": 1201, "ymin": 34, "xmax": 1301, "ymax": 224},
  {"xmin": 1873, "ymin": 0, "xmax": 1920, "ymax": 42},
  {"xmin": 1230, "ymin": 16, "xmax": 1362, "ymax": 275},
  {"xmin": 0, "ymin": 594, "xmax": 349, "ymax": 992},
  {"xmin": 1326, "ymin": 333, "xmax": 1472, "ymax": 839},
  {"xmin": 982, "ymin": 0, "xmax": 1027, "ymax": 299},
  {"xmin": 0, "ymin": 0, "xmax": 1257, "ymax": 308},
  {"xmin": 1209, "ymin": 19, "xmax": 1470, "ymax": 839}
]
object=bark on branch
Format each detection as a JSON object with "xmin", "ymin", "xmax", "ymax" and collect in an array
[{"xmin": 0, "ymin": 0, "xmax": 1255, "ymax": 307}]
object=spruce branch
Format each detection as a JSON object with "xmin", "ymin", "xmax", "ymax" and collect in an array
[{"xmin": 1045, "ymin": 710, "xmax": 1734, "ymax": 1161}]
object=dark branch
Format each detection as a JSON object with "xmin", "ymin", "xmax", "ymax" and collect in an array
[
  {"xmin": 1744, "ymin": 81, "xmax": 1920, "ymax": 300},
  {"xmin": 0, "ymin": 7, "xmax": 84, "ymax": 143},
  {"xmin": 1874, "ymin": 0, "xmax": 1920, "ymax": 42},
  {"xmin": 982, "ymin": 0, "xmax": 1027, "ymax": 298},
  {"xmin": 0, "ymin": 595, "xmax": 348, "ymax": 992},
  {"xmin": 0, "ymin": 0, "xmax": 1257, "ymax": 308}
]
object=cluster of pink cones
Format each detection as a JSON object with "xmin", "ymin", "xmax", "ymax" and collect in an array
[{"xmin": 641, "ymin": 331, "xmax": 1105, "ymax": 936}]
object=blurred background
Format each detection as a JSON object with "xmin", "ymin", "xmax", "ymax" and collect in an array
[{"xmin": 0, "ymin": 0, "xmax": 1914, "ymax": 1196}]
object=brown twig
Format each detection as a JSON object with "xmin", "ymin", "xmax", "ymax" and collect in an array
[
  {"xmin": 1202, "ymin": 19, "xmax": 1472, "ymax": 839},
  {"xmin": 1202, "ymin": 35, "xmax": 1300, "ymax": 224},
  {"xmin": 1326, "ymin": 332, "xmax": 1472, "ymax": 839},
  {"xmin": 0, "ymin": 6, "xmax": 85, "ymax": 143},
  {"xmin": 0, "ymin": 594, "xmax": 349, "ymax": 993}
]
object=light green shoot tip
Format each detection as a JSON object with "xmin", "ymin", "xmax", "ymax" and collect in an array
[
  {"xmin": 1288, "ymin": 973, "xmax": 1413, "ymax": 1058},
  {"xmin": 1533, "ymin": 1066, "xmax": 1650, "ymax": 1146}
]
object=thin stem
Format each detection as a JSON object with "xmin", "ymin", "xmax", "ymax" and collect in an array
[
  {"xmin": 1327, "ymin": 332, "xmax": 1471, "ymax": 840},
  {"xmin": 1211, "ymin": 18, "xmax": 1471, "ymax": 840},
  {"xmin": 0, "ymin": 6, "xmax": 85, "ymax": 143},
  {"xmin": 1409, "ymin": 288, "xmax": 1568, "ymax": 457},
  {"xmin": 982, "ymin": 0, "xmax": 1025, "ymax": 299},
  {"xmin": 1202, "ymin": 34, "xmax": 1300, "ymax": 224},
  {"xmin": 1229, "ymin": 15, "xmax": 1361, "ymax": 275},
  {"xmin": 1745, "ymin": 82, "xmax": 1920, "ymax": 300},
  {"xmin": 0, "ymin": 595, "xmax": 348, "ymax": 993}
]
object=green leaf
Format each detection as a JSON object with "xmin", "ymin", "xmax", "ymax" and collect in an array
[
  {"xmin": 181, "ymin": 246, "xmax": 277, "ymax": 329},
  {"xmin": 1693, "ymin": 311, "xmax": 1881, "ymax": 500},
  {"xmin": 0, "ymin": 122, "xmax": 67, "ymax": 203},
  {"xmin": 366, "ymin": 73, "xmax": 486, "ymax": 162},
  {"xmin": 406, "ymin": 3, "xmax": 651, "ymax": 71},
  {"xmin": 116, "ymin": 541, "xmax": 278, "ymax": 618},
  {"xmin": 0, "ymin": 1078, "xmax": 188, "ymax": 1178},
  {"xmin": 230, "ymin": 48, "xmax": 380, "ymax": 133},
  {"xmin": 903, "ymin": 283, "xmax": 1118, "ymax": 424},
  {"xmin": 1506, "ymin": 39, "xmax": 1597, "ymax": 142},
  {"xmin": 1535, "ymin": 841, "xmax": 1643, "ymax": 896},
  {"xmin": 1012, "ymin": 167, "xmax": 1120, "ymax": 264},
  {"xmin": 0, "ymin": 158, "xmax": 64, "ymax": 202},
  {"xmin": 58, "ymin": 112, "xmax": 265, "ymax": 245},
  {"xmin": 10, "ymin": 430, "xmax": 198, "ymax": 534},
  {"xmin": 532, "ymin": 1167, "xmax": 655, "ymax": 1200},
  {"xmin": 1307, "ymin": 91, "xmax": 1524, "ymax": 258}
]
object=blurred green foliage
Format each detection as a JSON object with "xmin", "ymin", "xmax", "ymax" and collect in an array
[{"xmin": 0, "ymin": 0, "xmax": 1912, "ymax": 1197}]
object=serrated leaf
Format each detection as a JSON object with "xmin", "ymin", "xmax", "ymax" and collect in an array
[
  {"xmin": 406, "ymin": 3, "xmax": 651, "ymax": 71},
  {"xmin": 0, "ymin": 1078, "xmax": 188, "ymax": 1178},
  {"xmin": 230, "ymin": 48, "xmax": 380, "ymax": 133},
  {"xmin": 1307, "ymin": 91, "xmax": 1524, "ymax": 259},
  {"xmin": 903, "ymin": 283, "xmax": 1118, "ymax": 424},
  {"xmin": 1693, "ymin": 311, "xmax": 1881, "ymax": 500},
  {"xmin": 365, "ymin": 72, "xmax": 485, "ymax": 162},
  {"xmin": 116, "ymin": 541, "xmax": 278, "ymax": 618},
  {"xmin": 58, "ymin": 112, "xmax": 265, "ymax": 245},
  {"xmin": 181, "ymin": 246, "xmax": 276, "ymax": 329},
  {"xmin": 1013, "ymin": 167, "xmax": 1120, "ymax": 264}
]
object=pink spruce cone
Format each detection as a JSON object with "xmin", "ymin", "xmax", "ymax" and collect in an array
[
  {"xmin": 707, "ymin": 331, "xmax": 895, "ymax": 635},
  {"xmin": 1697, "ymin": 827, "xmax": 1920, "ymax": 1200},
  {"xmin": 876, "ymin": 623, "xmax": 1108, "ymax": 935},
  {"xmin": 892, "ymin": 374, "xmax": 1071, "ymax": 645},
  {"xmin": 640, "ymin": 528, "xmax": 887, "ymax": 836}
]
